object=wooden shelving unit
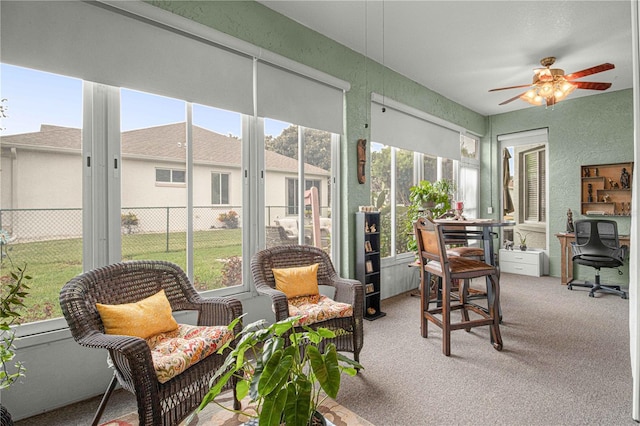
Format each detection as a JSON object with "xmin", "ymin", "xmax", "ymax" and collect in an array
[
  {"xmin": 355, "ymin": 212, "xmax": 385, "ymax": 321},
  {"xmin": 580, "ymin": 162, "xmax": 633, "ymax": 216}
]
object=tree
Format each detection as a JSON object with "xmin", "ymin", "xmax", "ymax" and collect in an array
[{"xmin": 265, "ymin": 125, "xmax": 332, "ymax": 171}]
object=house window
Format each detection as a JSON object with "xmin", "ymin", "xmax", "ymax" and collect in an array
[
  {"xmin": 522, "ymin": 147, "xmax": 546, "ymax": 222},
  {"xmin": 211, "ymin": 172, "xmax": 230, "ymax": 205},
  {"xmin": 156, "ymin": 168, "xmax": 185, "ymax": 184}
]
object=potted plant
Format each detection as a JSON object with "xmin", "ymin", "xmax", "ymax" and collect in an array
[
  {"xmin": 405, "ymin": 179, "xmax": 456, "ymax": 253},
  {"xmin": 186, "ymin": 315, "xmax": 362, "ymax": 426},
  {"xmin": 1, "ymin": 232, "xmax": 31, "ymax": 425},
  {"xmin": 516, "ymin": 232, "xmax": 529, "ymax": 251}
]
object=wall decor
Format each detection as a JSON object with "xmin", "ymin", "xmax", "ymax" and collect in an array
[{"xmin": 581, "ymin": 162, "xmax": 633, "ymax": 216}]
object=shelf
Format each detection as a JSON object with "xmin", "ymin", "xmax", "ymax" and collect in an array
[
  {"xmin": 364, "ymin": 311, "xmax": 386, "ymax": 321},
  {"xmin": 356, "ymin": 212, "xmax": 384, "ymax": 321},
  {"xmin": 580, "ymin": 162, "xmax": 633, "ymax": 216}
]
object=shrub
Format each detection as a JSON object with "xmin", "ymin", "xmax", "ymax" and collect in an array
[
  {"xmin": 121, "ymin": 212, "xmax": 139, "ymax": 234},
  {"xmin": 217, "ymin": 210, "xmax": 239, "ymax": 229},
  {"xmin": 220, "ymin": 256, "xmax": 242, "ymax": 287}
]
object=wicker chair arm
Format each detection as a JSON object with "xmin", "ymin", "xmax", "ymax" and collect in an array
[
  {"xmin": 330, "ymin": 277, "xmax": 364, "ymax": 307},
  {"xmin": 255, "ymin": 284, "xmax": 289, "ymax": 321},
  {"xmin": 195, "ymin": 297, "xmax": 243, "ymax": 332}
]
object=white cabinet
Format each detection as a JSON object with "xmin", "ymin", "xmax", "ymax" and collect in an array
[{"xmin": 499, "ymin": 248, "xmax": 544, "ymax": 277}]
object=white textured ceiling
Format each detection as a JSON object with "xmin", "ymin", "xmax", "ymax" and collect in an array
[{"xmin": 259, "ymin": 0, "xmax": 633, "ymax": 116}]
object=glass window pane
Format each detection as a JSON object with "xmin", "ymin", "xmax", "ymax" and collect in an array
[
  {"xmin": 395, "ymin": 149, "xmax": 414, "ymax": 255},
  {"xmin": 193, "ymin": 104, "xmax": 242, "ymax": 289},
  {"xmin": 211, "ymin": 173, "xmax": 221, "ymax": 204},
  {"xmin": 221, "ymin": 173, "xmax": 229, "ymax": 204},
  {"xmin": 303, "ymin": 127, "xmax": 332, "ymax": 253},
  {"xmin": 172, "ymin": 170, "xmax": 185, "ymax": 183},
  {"xmin": 156, "ymin": 168, "xmax": 171, "ymax": 182},
  {"xmin": 422, "ymin": 154, "xmax": 437, "ymax": 182},
  {"xmin": 0, "ymin": 63, "xmax": 83, "ymax": 323},
  {"xmin": 370, "ymin": 142, "xmax": 391, "ymax": 258},
  {"xmin": 120, "ymin": 88, "xmax": 187, "ymax": 270}
]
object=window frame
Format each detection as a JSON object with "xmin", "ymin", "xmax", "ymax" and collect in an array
[
  {"xmin": 211, "ymin": 171, "xmax": 230, "ymax": 205},
  {"xmin": 521, "ymin": 146, "xmax": 546, "ymax": 224},
  {"xmin": 155, "ymin": 167, "xmax": 186, "ymax": 185}
]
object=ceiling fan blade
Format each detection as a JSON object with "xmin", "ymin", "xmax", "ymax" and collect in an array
[
  {"xmin": 489, "ymin": 84, "xmax": 532, "ymax": 92},
  {"xmin": 565, "ymin": 63, "xmax": 615, "ymax": 80},
  {"xmin": 499, "ymin": 91, "xmax": 529, "ymax": 105},
  {"xmin": 573, "ymin": 81, "xmax": 612, "ymax": 90}
]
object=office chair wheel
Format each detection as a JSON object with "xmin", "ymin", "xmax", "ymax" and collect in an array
[
  {"xmin": 622, "ymin": 293, "xmax": 628, "ymax": 300},
  {"xmin": 589, "ymin": 293, "xmax": 595, "ymax": 298},
  {"xmin": 567, "ymin": 284, "xmax": 573, "ymax": 290}
]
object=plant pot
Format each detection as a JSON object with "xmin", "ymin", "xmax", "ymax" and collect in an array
[
  {"xmin": 243, "ymin": 411, "xmax": 328, "ymax": 426},
  {"xmin": 519, "ymin": 245, "xmax": 527, "ymax": 251},
  {"xmin": 0, "ymin": 404, "xmax": 14, "ymax": 426}
]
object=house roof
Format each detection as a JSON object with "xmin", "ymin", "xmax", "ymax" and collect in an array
[{"xmin": 1, "ymin": 123, "xmax": 329, "ymax": 175}]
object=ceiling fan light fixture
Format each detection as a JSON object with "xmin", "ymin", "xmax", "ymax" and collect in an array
[{"xmin": 491, "ymin": 57, "xmax": 614, "ymax": 107}]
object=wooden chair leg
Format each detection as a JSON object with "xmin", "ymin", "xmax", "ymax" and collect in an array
[
  {"xmin": 442, "ymin": 276, "xmax": 451, "ymax": 356},
  {"xmin": 421, "ymin": 271, "xmax": 430, "ymax": 338},
  {"xmin": 91, "ymin": 373, "xmax": 118, "ymax": 426},
  {"xmin": 489, "ymin": 274, "xmax": 503, "ymax": 351},
  {"xmin": 459, "ymin": 279, "xmax": 471, "ymax": 331}
]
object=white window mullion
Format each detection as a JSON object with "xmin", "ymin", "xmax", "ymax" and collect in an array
[
  {"xmin": 186, "ymin": 103, "xmax": 194, "ymax": 280},
  {"xmin": 82, "ymin": 82, "xmax": 121, "ymax": 270}
]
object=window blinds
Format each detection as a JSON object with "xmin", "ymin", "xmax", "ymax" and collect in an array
[
  {"xmin": 1, "ymin": 1, "xmax": 255, "ymax": 115},
  {"xmin": 256, "ymin": 61, "xmax": 344, "ymax": 134},
  {"xmin": 370, "ymin": 95, "xmax": 461, "ymax": 160}
]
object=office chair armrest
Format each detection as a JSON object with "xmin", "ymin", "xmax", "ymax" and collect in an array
[{"xmin": 615, "ymin": 244, "xmax": 628, "ymax": 260}]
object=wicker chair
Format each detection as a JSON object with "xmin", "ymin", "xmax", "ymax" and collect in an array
[
  {"xmin": 251, "ymin": 245, "xmax": 364, "ymax": 362},
  {"xmin": 59, "ymin": 260, "xmax": 243, "ymax": 426}
]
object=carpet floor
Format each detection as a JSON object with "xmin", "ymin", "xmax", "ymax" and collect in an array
[{"xmin": 15, "ymin": 272, "xmax": 635, "ymax": 425}]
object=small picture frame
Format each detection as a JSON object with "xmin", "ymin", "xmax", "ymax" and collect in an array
[
  {"xmin": 365, "ymin": 260, "xmax": 374, "ymax": 273},
  {"xmin": 364, "ymin": 240, "xmax": 373, "ymax": 252},
  {"xmin": 365, "ymin": 283, "xmax": 375, "ymax": 294}
]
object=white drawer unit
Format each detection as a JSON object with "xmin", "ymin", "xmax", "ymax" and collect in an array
[{"xmin": 499, "ymin": 249, "xmax": 544, "ymax": 277}]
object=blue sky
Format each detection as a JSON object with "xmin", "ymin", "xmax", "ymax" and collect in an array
[{"xmin": 1, "ymin": 63, "xmax": 288, "ymax": 137}]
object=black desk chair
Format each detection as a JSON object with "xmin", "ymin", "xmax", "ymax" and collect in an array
[{"xmin": 568, "ymin": 219, "xmax": 628, "ymax": 299}]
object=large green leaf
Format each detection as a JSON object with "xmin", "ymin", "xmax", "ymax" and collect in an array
[
  {"xmin": 308, "ymin": 344, "xmax": 340, "ymax": 398},
  {"xmin": 258, "ymin": 350, "xmax": 293, "ymax": 397},
  {"xmin": 260, "ymin": 388, "xmax": 288, "ymax": 426},
  {"xmin": 283, "ymin": 379, "xmax": 312, "ymax": 426}
]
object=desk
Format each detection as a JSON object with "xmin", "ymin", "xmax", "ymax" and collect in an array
[{"xmin": 555, "ymin": 232, "xmax": 631, "ymax": 285}]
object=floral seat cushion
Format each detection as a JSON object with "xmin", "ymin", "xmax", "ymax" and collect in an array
[
  {"xmin": 288, "ymin": 294, "xmax": 353, "ymax": 327},
  {"xmin": 146, "ymin": 323, "xmax": 233, "ymax": 384}
]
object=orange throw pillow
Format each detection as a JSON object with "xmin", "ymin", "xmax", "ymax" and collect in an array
[
  {"xmin": 96, "ymin": 289, "xmax": 178, "ymax": 339},
  {"xmin": 272, "ymin": 263, "xmax": 320, "ymax": 299}
]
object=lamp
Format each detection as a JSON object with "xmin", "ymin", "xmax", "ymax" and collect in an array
[
  {"xmin": 519, "ymin": 57, "xmax": 578, "ymax": 107},
  {"xmin": 520, "ymin": 65, "xmax": 577, "ymax": 107}
]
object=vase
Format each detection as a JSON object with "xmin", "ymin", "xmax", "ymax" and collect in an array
[{"xmin": 519, "ymin": 245, "xmax": 527, "ymax": 251}]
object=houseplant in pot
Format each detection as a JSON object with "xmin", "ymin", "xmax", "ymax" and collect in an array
[
  {"xmin": 405, "ymin": 179, "xmax": 456, "ymax": 253},
  {"xmin": 1, "ymin": 232, "xmax": 31, "ymax": 426},
  {"xmin": 186, "ymin": 315, "xmax": 363, "ymax": 426}
]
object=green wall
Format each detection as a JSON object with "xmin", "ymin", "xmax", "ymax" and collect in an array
[
  {"xmin": 147, "ymin": 0, "xmax": 485, "ymax": 276},
  {"xmin": 148, "ymin": 1, "xmax": 632, "ymax": 285},
  {"xmin": 484, "ymin": 89, "xmax": 633, "ymax": 282}
]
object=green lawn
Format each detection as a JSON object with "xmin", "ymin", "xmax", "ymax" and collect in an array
[{"xmin": 1, "ymin": 229, "xmax": 242, "ymax": 323}]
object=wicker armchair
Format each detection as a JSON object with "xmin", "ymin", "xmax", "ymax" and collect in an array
[
  {"xmin": 251, "ymin": 245, "xmax": 364, "ymax": 362},
  {"xmin": 59, "ymin": 260, "xmax": 243, "ymax": 426}
]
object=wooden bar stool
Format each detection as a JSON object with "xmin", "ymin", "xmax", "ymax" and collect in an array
[{"xmin": 414, "ymin": 217, "xmax": 502, "ymax": 356}]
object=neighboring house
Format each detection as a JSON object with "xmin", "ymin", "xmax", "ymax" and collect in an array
[{"xmin": 0, "ymin": 123, "xmax": 330, "ymax": 239}]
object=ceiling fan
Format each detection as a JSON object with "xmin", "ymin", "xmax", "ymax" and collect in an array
[{"xmin": 489, "ymin": 57, "xmax": 615, "ymax": 107}]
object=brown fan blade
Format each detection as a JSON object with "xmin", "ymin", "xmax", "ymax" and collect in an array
[
  {"xmin": 489, "ymin": 84, "xmax": 532, "ymax": 92},
  {"xmin": 573, "ymin": 81, "xmax": 612, "ymax": 90},
  {"xmin": 565, "ymin": 63, "xmax": 615, "ymax": 80},
  {"xmin": 499, "ymin": 91, "xmax": 529, "ymax": 105}
]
